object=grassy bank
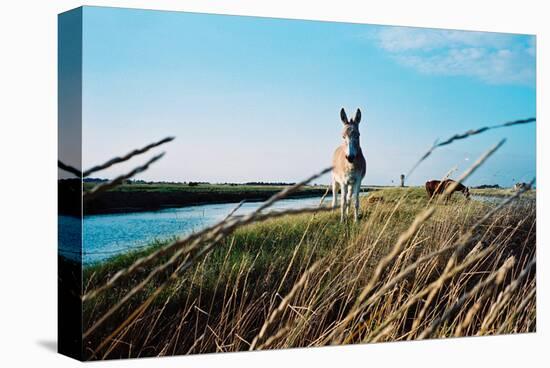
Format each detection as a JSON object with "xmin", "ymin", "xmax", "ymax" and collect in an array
[{"xmin": 82, "ymin": 187, "xmax": 536, "ymax": 359}]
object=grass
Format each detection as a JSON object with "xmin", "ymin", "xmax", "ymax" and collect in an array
[{"xmin": 82, "ymin": 186, "xmax": 535, "ymax": 359}]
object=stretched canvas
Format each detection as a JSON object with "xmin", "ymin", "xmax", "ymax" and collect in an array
[{"xmin": 58, "ymin": 6, "xmax": 536, "ymax": 361}]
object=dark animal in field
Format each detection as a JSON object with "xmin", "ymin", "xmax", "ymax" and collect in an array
[{"xmin": 425, "ymin": 179, "xmax": 470, "ymax": 201}]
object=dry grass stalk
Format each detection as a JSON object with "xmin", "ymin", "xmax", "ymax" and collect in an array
[
  {"xmin": 417, "ymin": 256, "xmax": 516, "ymax": 340},
  {"xmin": 454, "ymin": 300, "xmax": 482, "ymax": 336},
  {"xmin": 83, "ymin": 136, "xmax": 174, "ymax": 177},
  {"xmin": 83, "ymin": 152, "xmax": 166, "ymax": 202},
  {"xmin": 407, "ymin": 117, "xmax": 534, "ymax": 177},
  {"xmin": 58, "ymin": 160, "xmax": 82, "ymax": 177},
  {"xmin": 357, "ymin": 240, "xmax": 501, "ymax": 343},
  {"xmin": 496, "ymin": 284, "xmax": 535, "ymax": 335},
  {"xmin": 478, "ymin": 258, "xmax": 536, "ymax": 334},
  {"xmin": 256, "ymin": 325, "xmax": 291, "ymax": 350},
  {"xmin": 249, "ymin": 261, "xmax": 321, "ymax": 350}
]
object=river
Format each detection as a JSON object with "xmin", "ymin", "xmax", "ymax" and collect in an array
[{"xmin": 59, "ymin": 195, "xmax": 332, "ymax": 264}]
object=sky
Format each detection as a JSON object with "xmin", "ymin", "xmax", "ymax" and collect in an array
[{"xmin": 77, "ymin": 6, "xmax": 536, "ymax": 187}]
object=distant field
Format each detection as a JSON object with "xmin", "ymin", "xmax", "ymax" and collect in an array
[
  {"xmin": 83, "ymin": 183, "xmax": 332, "ymax": 214},
  {"xmin": 81, "ymin": 182, "xmax": 531, "ymax": 215},
  {"xmin": 471, "ymin": 187, "xmax": 536, "ymax": 198}
]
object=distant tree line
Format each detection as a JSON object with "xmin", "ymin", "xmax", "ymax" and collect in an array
[
  {"xmin": 472, "ymin": 184, "xmax": 501, "ymax": 189},
  {"xmin": 83, "ymin": 178, "xmax": 108, "ymax": 183},
  {"xmin": 82, "ymin": 178, "xmax": 322, "ymax": 187},
  {"xmin": 244, "ymin": 181, "xmax": 297, "ymax": 186},
  {"xmin": 187, "ymin": 181, "xmax": 210, "ymax": 187}
]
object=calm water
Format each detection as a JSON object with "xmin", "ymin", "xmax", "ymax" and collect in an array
[{"xmin": 59, "ymin": 196, "xmax": 331, "ymax": 265}]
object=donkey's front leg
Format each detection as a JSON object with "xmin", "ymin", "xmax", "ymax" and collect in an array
[
  {"xmin": 346, "ymin": 184, "xmax": 353, "ymax": 217},
  {"xmin": 340, "ymin": 183, "xmax": 348, "ymax": 222},
  {"xmin": 353, "ymin": 182, "xmax": 361, "ymax": 222},
  {"xmin": 331, "ymin": 178, "xmax": 338, "ymax": 209}
]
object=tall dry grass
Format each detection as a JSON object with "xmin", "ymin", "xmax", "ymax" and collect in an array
[{"xmin": 80, "ymin": 183, "xmax": 535, "ymax": 359}]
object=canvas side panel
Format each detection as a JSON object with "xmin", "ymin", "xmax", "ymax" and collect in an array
[{"xmin": 58, "ymin": 7, "xmax": 83, "ymax": 361}]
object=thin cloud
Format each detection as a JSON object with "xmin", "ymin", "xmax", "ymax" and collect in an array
[{"xmin": 376, "ymin": 27, "xmax": 535, "ymax": 86}]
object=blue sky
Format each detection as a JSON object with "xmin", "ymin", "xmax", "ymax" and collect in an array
[{"xmin": 80, "ymin": 6, "xmax": 536, "ymax": 186}]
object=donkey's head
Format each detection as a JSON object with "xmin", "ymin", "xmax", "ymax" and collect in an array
[{"xmin": 340, "ymin": 108, "xmax": 362, "ymax": 163}]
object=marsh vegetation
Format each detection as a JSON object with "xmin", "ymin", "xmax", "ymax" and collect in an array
[{"xmin": 82, "ymin": 187, "xmax": 536, "ymax": 359}]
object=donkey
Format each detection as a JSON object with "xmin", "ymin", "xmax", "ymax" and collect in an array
[{"xmin": 332, "ymin": 108, "xmax": 366, "ymax": 222}]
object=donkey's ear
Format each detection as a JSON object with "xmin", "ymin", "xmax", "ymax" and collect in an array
[
  {"xmin": 340, "ymin": 108, "xmax": 349, "ymax": 124},
  {"xmin": 354, "ymin": 108, "xmax": 362, "ymax": 124}
]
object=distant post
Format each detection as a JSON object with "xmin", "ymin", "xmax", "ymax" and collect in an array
[{"xmin": 400, "ymin": 174, "xmax": 405, "ymax": 187}]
